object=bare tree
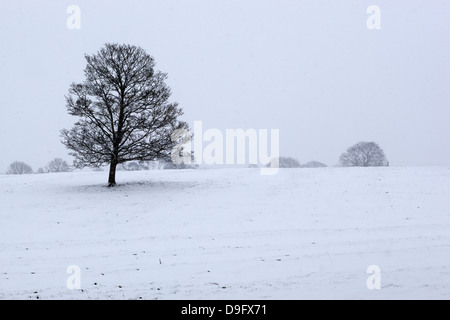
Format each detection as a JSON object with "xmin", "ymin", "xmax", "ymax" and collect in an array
[
  {"xmin": 36, "ymin": 167, "xmax": 48, "ymax": 174},
  {"xmin": 267, "ymin": 157, "xmax": 301, "ymax": 168},
  {"xmin": 48, "ymin": 158, "xmax": 70, "ymax": 173},
  {"xmin": 61, "ymin": 43, "xmax": 187, "ymax": 186},
  {"xmin": 339, "ymin": 141, "xmax": 387, "ymax": 167},
  {"xmin": 6, "ymin": 161, "xmax": 33, "ymax": 175}
]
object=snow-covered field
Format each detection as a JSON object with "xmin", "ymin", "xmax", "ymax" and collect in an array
[{"xmin": 0, "ymin": 166, "xmax": 449, "ymax": 299}]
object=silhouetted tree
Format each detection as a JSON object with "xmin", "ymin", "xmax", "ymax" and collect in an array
[
  {"xmin": 339, "ymin": 142, "xmax": 387, "ymax": 167},
  {"xmin": 61, "ymin": 43, "xmax": 187, "ymax": 186},
  {"xmin": 6, "ymin": 161, "xmax": 33, "ymax": 175}
]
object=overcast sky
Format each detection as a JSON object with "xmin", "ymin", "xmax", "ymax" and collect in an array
[{"xmin": 0, "ymin": 0, "xmax": 449, "ymax": 172}]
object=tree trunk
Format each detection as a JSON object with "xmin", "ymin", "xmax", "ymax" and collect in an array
[{"xmin": 108, "ymin": 161, "xmax": 118, "ymax": 187}]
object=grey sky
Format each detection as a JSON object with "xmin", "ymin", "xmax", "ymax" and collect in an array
[{"xmin": 0, "ymin": 0, "xmax": 449, "ymax": 172}]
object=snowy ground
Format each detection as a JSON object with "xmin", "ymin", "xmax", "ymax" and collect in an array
[{"xmin": 0, "ymin": 166, "xmax": 449, "ymax": 299}]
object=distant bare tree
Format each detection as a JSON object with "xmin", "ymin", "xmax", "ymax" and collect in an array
[
  {"xmin": 61, "ymin": 43, "xmax": 187, "ymax": 187},
  {"xmin": 6, "ymin": 161, "xmax": 33, "ymax": 175},
  {"xmin": 339, "ymin": 142, "xmax": 387, "ymax": 167},
  {"xmin": 301, "ymin": 161, "xmax": 327, "ymax": 168},
  {"xmin": 122, "ymin": 162, "xmax": 140, "ymax": 171},
  {"xmin": 146, "ymin": 160, "xmax": 166, "ymax": 170},
  {"xmin": 164, "ymin": 150, "xmax": 198, "ymax": 169},
  {"xmin": 48, "ymin": 158, "xmax": 71, "ymax": 172},
  {"xmin": 121, "ymin": 161, "xmax": 152, "ymax": 171},
  {"xmin": 267, "ymin": 157, "xmax": 301, "ymax": 168},
  {"xmin": 36, "ymin": 167, "xmax": 48, "ymax": 174}
]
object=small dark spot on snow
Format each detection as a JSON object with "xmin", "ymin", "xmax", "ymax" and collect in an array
[
  {"xmin": 276, "ymin": 259, "xmax": 282, "ymax": 261},
  {"xmin": 30, "ymin": 272, "xmax": 35, "ymax": 274},
  {"xmin": 222, "ymin": 286, "xmax": 227, "ymax": 289},
  {"xmin": 118, "ymin": 286, "xmax": 122, "ymax": 288},
  {"xmin": 94, "ymin": 282, "xmax": 97, "ymax": 285}
]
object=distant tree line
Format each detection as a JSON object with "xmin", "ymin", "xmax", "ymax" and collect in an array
[
  {"xmin": 266, "ymin": 157, "xmax": 327, "ymax": 168},
  {"xmin": 5, "ymin": 158, "xmax": 71, "ymax": 175},
  {"xmin": 4, "ymin": 142, "xmax": 388, "ymax": 175},
  {"xmin": 119, "ymin": 158, "xmax": 198, "ymax": 171},
  {"xmin": 264, "ymin": 142, "xmax": 388, "ymax": 169}
]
